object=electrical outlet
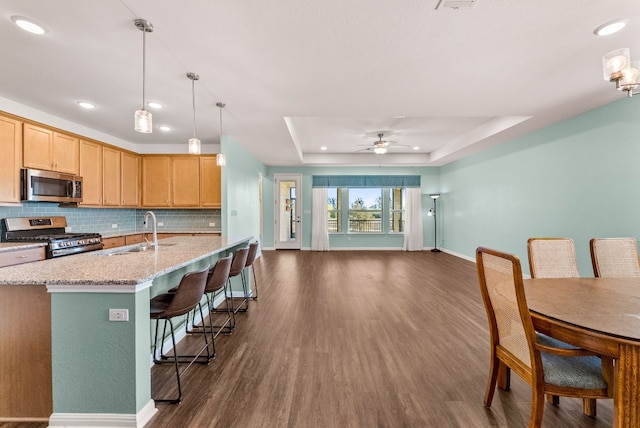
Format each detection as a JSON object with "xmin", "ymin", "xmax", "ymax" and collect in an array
[
  {"xmin": 111, "ymin": 224, "xmax": 118, "ymax": 228},
  {"xmin": 109, "ymin": 309, "xmax": 129, "ymax": 322},
  {"xmin": 157, "ymin": 222, "xmax": 164, "ymax": 227},
  {"xmin": 209, "ymin": 222, "xmax": 216, "ymax": 227}
]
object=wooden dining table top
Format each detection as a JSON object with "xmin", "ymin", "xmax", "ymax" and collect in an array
[{"xmin": 525, "ymin": 277, "xmax": 640, "ymax": 342}]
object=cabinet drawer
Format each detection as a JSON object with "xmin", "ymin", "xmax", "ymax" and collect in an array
[
  {"xmin": 0, "ymin": 247, "xmax": 46, "ymax": 268},
  {"xmin": 102, "ymin": 236, "xmax": 126, "ymax": 249}
]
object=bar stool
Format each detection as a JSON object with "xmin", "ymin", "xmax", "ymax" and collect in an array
[
  {"xmin": 244, "ymin": 241, "xmax": 260, "ymax": 301},
  {"xmin": 228, "ymin": 247, "xmax": 250, "ymax": 314},
  {"xmin": 187, "ymin": 255, "xmax": 234, "ymax": 338},
  {"xmin": 150, "ymin": 265, "xmax": 209, "ymax": 404}
]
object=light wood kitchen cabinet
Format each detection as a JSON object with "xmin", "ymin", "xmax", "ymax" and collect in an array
[
  {"xmin": 79, "ymin": 139, "xmax": 103, "ymax": 206},
  {"xmin": 142, "ymin": 155, "xmax": 202, "ymax": 208},
  {"xmin": 23, "ymin": 124, "xmax": 79, "ymax": 174},
  {"xmin": 101, "ymin": 236, "xmax": 126, "ymax": 249},
  {"xmin": 0, "ymin": 246, "xmax": 46, "ymax": 268},
  {"xmin": 121, "ymin": 151, "xmax": 140, "ymax": 207},
  {"xmin": 171, "ymin": 156, "xmax": 200, "ymax": 207},
  {"xmin": 141, "ymin": 156, "xmax": 171, "ymax": 207},
  {"xmin": 0, "ymin": 115, "xmax": 22, "ymax": 204},
  {"xmin": 102, "ymin": 147, "xmax": 121, "ymax": 206},
  {"xmin": 200, "ymin": 156, "xmax": 221, "ymax": 208}
]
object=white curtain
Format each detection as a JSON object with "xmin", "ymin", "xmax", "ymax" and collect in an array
[
  {"xmin": 402, "ymin": 188, "xmax": 424, "ymax": 251},
  {"xmin": 311, "ymin": 187, "xmax": 330, "ymax": 251}
]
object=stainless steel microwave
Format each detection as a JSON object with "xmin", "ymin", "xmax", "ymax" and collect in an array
[{"xmin": 21, "ymin": 168, "xmax": 83, "ymax": 203}]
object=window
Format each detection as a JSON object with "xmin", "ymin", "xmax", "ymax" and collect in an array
[
  {"xmin": 389, "ymin": 187, "xmax": 405, "ymax": 233},
  {"xmin": 348, "ymin": 188, "xmax": 382, "ymax": 233},
  {"xmin": 327, "ymin": 187, "xmax": 341, "ymax": 232}
]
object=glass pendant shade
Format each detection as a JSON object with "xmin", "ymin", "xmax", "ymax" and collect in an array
[
  {"xmin": 134, "ymin": 109, "xmax": 152, "ymax": 133},
  {"xmin": 188, "ymin": 137, "xmax": 201, "ymax": 154},
  {"xmin": 216, "ymin": 153, "xmax": 226, "ymax": 166},
  {"xmin": 373, "ymin": 145, "xmax": 387, "ymax": 155},
  {"xmin": 603, "ymin": 48, "xmax": 630, "ymax": 81},
  {"xmin": 620, "ymin": 60, "xmax": 640, "ymax": 89}
]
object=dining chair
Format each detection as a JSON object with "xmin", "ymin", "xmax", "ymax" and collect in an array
[
  {"xmin": 243, "ymin": 241, "xmax": 260, "ymax": 300},
  {"xmin": 527, "ymin": 236, "xmax": 609, "ymax": 415},
  {"xmin": 476, "ymin": 247, "xmax": 611, "ymax": 427},
  {"xmin": 590, "ymin": 237, "xmax": 640, "ymax": 278},
  {"xmin": 527, "ymin": 237, "xmax": 579, "ymax": 278}
]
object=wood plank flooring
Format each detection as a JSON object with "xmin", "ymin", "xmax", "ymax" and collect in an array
[{"xmin": 1, "ymin": 250, "xmax": 614, "ymax": 427}]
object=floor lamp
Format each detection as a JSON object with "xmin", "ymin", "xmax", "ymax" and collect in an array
[{"xmin": 428, "ymin": 194, "xmax": 441, "ymax": 252}]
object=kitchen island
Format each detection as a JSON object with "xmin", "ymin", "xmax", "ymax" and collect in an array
[{"xmin": 0, "ymin": 235, "xmax": 251, "ymax": 426}]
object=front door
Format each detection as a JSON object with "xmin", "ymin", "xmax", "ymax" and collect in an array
[{"xmin": 274, "ymin": 174, "xmax": 301, "ymax": 249}]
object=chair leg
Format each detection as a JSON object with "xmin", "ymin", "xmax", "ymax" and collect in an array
[
  {"xmin": 529, "ymin": 388, "xmax": 545, "ymax": 428},
  {"xmin": 251, "ymin": 264, "xmax": 259, "ymax": 300},
  {"xmin": 582, "ymin": 398, "xmax": 597, "ymax": 418},
  {"xmin": 497, "ymin": 362, "xmax": 510, "ymax": 391},
  {"xmin": 153, "ymin": 318, "xmax": 182, "ymax": 404},
  {"xmin": 484, "ymin": 354, "xmax": 499, "ymax": 407},
  {"xmin": 546, "ymin": 394, "xmax": 559, "ymax": 406}
]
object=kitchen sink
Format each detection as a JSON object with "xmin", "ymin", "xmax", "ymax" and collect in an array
[{"xmin": 96, "ymin": 242, "xmax": 177, "ymax": 256}]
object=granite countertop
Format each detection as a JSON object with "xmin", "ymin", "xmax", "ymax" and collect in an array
[
  {"xmin": 0, "ymin": 235, "xmax": 251, "ymax": 286},
  {"xmin": 101, "ymin": 229, "xmax": 222, "ymax": 238},
  {"xmin": 0, "ymin": 242, "xmax": 48, "ymax": 253}
]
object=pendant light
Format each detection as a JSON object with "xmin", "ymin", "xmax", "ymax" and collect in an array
[
  {"xmin": 134, "ymin": 19, "xmax": 153, "ymax": 133},
  {"xmin": 216, "ymin": 102, "xmax": 226, "ymax": 166},
  {"xmin": 187, "ymin": 72, "xmax": 201, "ymax": 154}
]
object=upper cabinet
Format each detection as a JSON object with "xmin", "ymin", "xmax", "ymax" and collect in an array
[
  {"xmin": 0, "ymin": 114, "xmax": 23, "ymax": 204},
  {"xmin": 79, "ymin": 140, "xmax": 103, "ymax": 206},
  {"xmin": 121, "ymin": 151, "xmax": 140, "ymax": 207},
  {"xmin": 200, "ymin": 156, "xmax": 221, "ymax": 208},
  {"xmin": 23, "ymin": 124, "xmax": 79, "ymax": 174},
  {"xmin": 142, "ymin": 155, "xmax": 217, "ymax": 208},
  {"xmin": 102, "ymin": 146, "xmax": 121, "ymax": 206}
]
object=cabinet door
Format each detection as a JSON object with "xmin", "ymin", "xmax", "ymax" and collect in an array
[
  {"xmin": 23, "ymin": 124, "xmax": 53, "ymax": 171},
  {"xmin": 0, "ymin": 115, "xmax": 22, "ymax": 203},
  {"xmin": 121, "ymin": 152, "xmax": 140, "ymax": 207},
  {"xmin": 52, "ymin": 133, "xmax": 79, "ymax": 174},
  {"xmin": 200, "ymin": 156, "xmax": 221, "ymax": 207},
  {"xmin": 171, "ymin": 156, "xmax": 200, "ymax": 207},
  {"xmin": 79, "ymin": 140, "xmax": 103, "ymax": 206},
  {"xmin": 102, "ymin": 147, "xmax": 121, "ymax": 206},
  {"xmin": 142, "ymin": 156, "xmax": 171, "ymax": 207}
]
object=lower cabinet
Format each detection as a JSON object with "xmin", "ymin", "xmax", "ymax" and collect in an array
[{"xmin": 0, "ymin": 246, "xmax": 46, "ymax": 268}]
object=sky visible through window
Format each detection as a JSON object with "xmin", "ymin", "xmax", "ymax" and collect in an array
[{"xmin": 350, "ymin": 188, "xmax": 381, "ymax": 208}]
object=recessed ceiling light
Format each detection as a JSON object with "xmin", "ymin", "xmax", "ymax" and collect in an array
[
  {"xmin": 393, "ymin": 116, "xmax": 407, "ymax": 119},
  {"xmin": 77, "ymin": 101, "xmax": 96, "ymax": 109},
  {"xmin": 320, "ymin": 146, "xmax": 327, "ymax": 151},
  {"xmin": 412, "ymin": 146, "xmax": 420, "ymax": 151},
  {"xmin": 147, "ymin": 102, "xmax": 162, "ymax": 109},
  {"xmin": 594, "ymin": 19, "xmax": 627, "ymax": 36},
  {"xmin": 158, "ymin": 125, "xmax": 171, "ymax": 132},
  {"xmin": 11, "ymin": 16, "xmax": 47, "ymax": 35}
]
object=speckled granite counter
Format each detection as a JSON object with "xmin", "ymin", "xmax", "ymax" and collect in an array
[
  {"xmin": 0, "ymin": 235, "xmax": 249, "ymax": 286},
  {"xmin": 0, "ymin": 242, "xmax": 47, "ymax": 253}
]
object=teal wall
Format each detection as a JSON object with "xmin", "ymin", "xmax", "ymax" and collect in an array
[
  {"xmin": 221, "ymin": 136, "xmax": 267, "ymax": 244},
  {"xmin": 440, "ymin": 97, "xmax": 640, "ymax": 276},
  {"xmin": 264, "ymin": 166, "xmax": 440, "ymax": 249}
]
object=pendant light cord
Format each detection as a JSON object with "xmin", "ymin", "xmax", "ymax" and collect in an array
[
  {"xmin": 192, "ymin": 78, "xmax": 197, "ymax": 138},
  {"xmin": 142, "ymin": 29, "xmax": 146, "ymax": 110}
]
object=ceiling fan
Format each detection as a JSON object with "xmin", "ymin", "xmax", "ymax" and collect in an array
[{"xmin": 357, "ymin": 133, "xmax": 407, "ymax": 155}]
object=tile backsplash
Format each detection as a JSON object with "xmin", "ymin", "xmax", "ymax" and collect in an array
[{"xmin": 0, "ymin": 203, "xmax": 221, "ymax": 235}]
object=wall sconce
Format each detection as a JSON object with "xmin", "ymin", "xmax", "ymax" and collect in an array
[
  {"xmin": 603, "ymin": 48, "xmax": 640, "ymax": 97},
  {"xmin": 216, "ymin": 102, "xmax": 226, "ymax": 166},
  {"xmin": 428, "ymin": 194, "xmax": 441, "ymax": 252}
]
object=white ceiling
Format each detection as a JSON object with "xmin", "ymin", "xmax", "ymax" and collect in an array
[{"xmin": 0, "ymin": 0, "xmax": 639, "ymax": 166}]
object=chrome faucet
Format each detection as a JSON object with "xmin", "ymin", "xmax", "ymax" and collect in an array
[{"xmin": 143, "ymin": 211, "xmax": 158, "ymax": 250}]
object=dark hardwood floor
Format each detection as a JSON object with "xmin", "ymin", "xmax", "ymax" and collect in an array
[{"xmin": 2, "ymin": 250, "xmax": 613, "ymax": 427}]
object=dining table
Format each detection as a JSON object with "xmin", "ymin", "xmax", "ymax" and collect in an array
[{"xmin": 525, "ymin": 277, "xmax": 640, "ymax": 428}]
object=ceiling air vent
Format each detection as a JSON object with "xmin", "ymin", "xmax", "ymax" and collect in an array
[{"xmin": 435, "ymin": 0, "xmax": 477, "ymax": 10}]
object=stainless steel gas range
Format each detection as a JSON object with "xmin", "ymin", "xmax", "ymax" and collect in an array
[{"xmin": 1, "ymin": 216, "xmax": 103, "ymax": 258}]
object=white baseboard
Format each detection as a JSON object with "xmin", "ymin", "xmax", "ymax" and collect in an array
[{"xmin": 49, "ymin": 400, "xmax": 157, "ymax": 428}]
